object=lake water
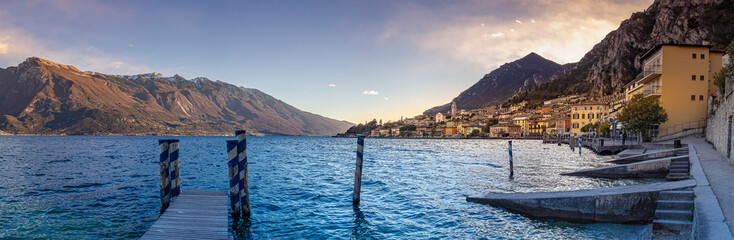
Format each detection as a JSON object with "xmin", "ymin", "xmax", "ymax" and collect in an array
[{"xmin": 0, "ymin": 136, "xmax": 659, "ymax": 239}]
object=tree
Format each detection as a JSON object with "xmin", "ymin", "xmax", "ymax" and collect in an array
[
  {"xmin": 399, "ymin": 125, "xmax": 417, "ymax": 132},
  {"xmin": 344, "ymin": 119, "xmax": 378, "ymax": 135},
  {"xmin": 471, "ymin": 129, "xmax": 481, "ymax": 137},
  {"xmin": 618, "ymin": 94, "xmax": 668, "ymax": 141},
  {"xmin": 714, "ymin": 39, "xmax": 734, "ymax": 96}
]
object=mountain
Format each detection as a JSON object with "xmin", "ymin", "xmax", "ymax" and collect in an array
[
  {"xmin": 424, "ymin": 52, "xmax": 568, "ymax": 115},
  {"xmin": 0, "ymin": 57, "xmax": 353, "ymax": 136},
  {"xmin": 507, "ymin": 0, "xmax": 734, "ymax": 104}
]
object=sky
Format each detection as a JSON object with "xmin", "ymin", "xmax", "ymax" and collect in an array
[{"xmin": 0, "ymin": 0, "xmax": 654, "ymax": 124}]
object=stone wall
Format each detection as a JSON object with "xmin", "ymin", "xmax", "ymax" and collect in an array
[{"xmin": 706, "ymin": 71, "xmax": 734, "ymax": 163}]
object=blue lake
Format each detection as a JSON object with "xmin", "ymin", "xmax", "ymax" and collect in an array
[{"xmin": 0, "ymin": 136, "xmax": 659, "ymax": 239}]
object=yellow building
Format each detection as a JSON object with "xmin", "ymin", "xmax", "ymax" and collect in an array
[
  {"xmin": 528, "ymin": 119, "xmax": 549, "ymax": 134},
  {"xmin": 627, "ymin": 44, "xmax": 725, "ymax": 135},
  {"xmin": 570, "ymin": 101, "xmax": 609, "ymax": 134},
  {"xmin": 512, "ymin": 117, "xmax": 530, "ymax": 135},
  {"xmin": 445, "ymin": 121, "xmax": 459, "ymax": 135}
]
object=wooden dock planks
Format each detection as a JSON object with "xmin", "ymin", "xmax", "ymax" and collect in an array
[{"xmin": 141, "ymin": 190, "xmax": 231, "ymax": 240}]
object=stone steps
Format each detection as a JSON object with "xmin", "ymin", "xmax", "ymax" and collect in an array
[
  {"xmin": 666, "ymin": 157, "xmax": 690, "ymax": 181},
  {"xmin": 653, "ymin": 189, "xmax": 694, "ymax": 236},
  {"xmin": 657, "ymin": 200, "xmax": 694, "ymax": 210},
  {"xmin": 655, "ymin": 209, "xmax": 693, "ymax": 221},
  {"xmin": 659, "ymin": 190, "xmax": 694, "ymax": 201},
  {"xmin": 653, "ymin": 219, "xmax": 693, "ymax": 233}
]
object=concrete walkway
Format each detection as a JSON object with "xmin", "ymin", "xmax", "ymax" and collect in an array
[{"xmin": 686, "ymin": 138, "xmax": 734, "ymax": 239}]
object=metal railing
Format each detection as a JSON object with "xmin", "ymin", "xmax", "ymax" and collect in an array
[
  {"xmin": 642, "ymin": 85, "xmax": 661, "ymax": 96},
  {"xmin": 634, "ymin": 64, "xmax": 662, "ymax": 82},
  {"xmin": 650, "ymin": 120, "xmax": 706, "ymax": 138}
]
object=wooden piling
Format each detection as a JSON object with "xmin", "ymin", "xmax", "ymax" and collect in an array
[
  {"xmin": 158, "ymin": 140, "xmax": 171, "ymax": 213},
  {"xmin": 169, "ymin": 139, "xmax": 181, "ymax": 198},
  {"xmin": 226, "ymin": 140, "xmax": 241, "ymax": 219},
  {"xmin": 353, "ymin": 135, "xmax": 365, "ymax": 205},
  {"xmin": 508, "ymin": 140, "xmax": 514, "ymax": 177},
  {"xmin": 235, "ymin": 130, "xmax": 250, "ymax": 218}
]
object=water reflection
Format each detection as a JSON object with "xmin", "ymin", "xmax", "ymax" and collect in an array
[
  {"xmin": 231, "ymin": 215, "xmax": 252, "ymax": 239},
  {"xmin": 351, "ymin": 206, "xmax": 371, "ymax": 239}
]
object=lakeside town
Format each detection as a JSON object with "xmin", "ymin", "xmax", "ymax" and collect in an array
[{"xmin": 358, "ymin": 44, "xmax": 730, "ymax": 142}]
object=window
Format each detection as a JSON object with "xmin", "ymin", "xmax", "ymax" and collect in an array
[
  {"xmin": 588, "ymin": 113, "xmax": 593, "ymax": 119},
  {"xmin": 692, "ymin": 53, "xmax": 697, "ymax": 59},
  {"xmin": 691, "ymin": 95, "xmax": 696, "ymax": 101},
  {"xmin": 700, "ymin": 95, "xmax": 704, "ymax": 101},
  {"xmin": 700, "ymin": 75, "xmax": 704, "ymax": 81},
  {"xmin": 692, "ymin": 75, "xmax": 697, "ymax": 81},
  {"xmin": 573, "ymin": 114, "xmax": 578, "ymax": 119},
  {"xmin": 597, "ymin": 113, "xmax": 601, "ymax": 119},
  {"xmin": 701, "ymin": 54, "xmax": 705, "ymax": 59},
  {"xmin": 582, "ymin": 114, "xmax": 585, "ymax": 119}
]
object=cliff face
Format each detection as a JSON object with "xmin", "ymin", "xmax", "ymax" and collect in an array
[
  {"xmin": 513, "ymin": 0, "xmax": 734, "ymax": 102},
  {"xmin": 424, "ymin": 52, "xmax": 567, "ymax": 115},
  {"xmin": 0, "ymin": 57, "xmax": 353, "ymax": 136}
]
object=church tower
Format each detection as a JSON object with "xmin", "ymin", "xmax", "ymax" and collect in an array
[{"xmin": 451, "ymin": 101, "xmax": 457, "ymax": 117}]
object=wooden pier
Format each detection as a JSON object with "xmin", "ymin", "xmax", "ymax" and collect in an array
[{"xmin": 141, "ymin": 190, "xmax": 231, "ymax": 240}]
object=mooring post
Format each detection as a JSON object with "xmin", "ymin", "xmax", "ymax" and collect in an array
[
  {"xmin": 169, "ymin": 139, "xmax": 181, "ymax": 199},
  {"xmin": 158, "ymin": 140, "xmax": 171, "ymax": 213},
  {"xmin": 235, "ymin": 130, "xmax": 250, "ymax": 218},
  {"xmin": 508, "ymin": 140, "xmax": 514, "ymax": 177},
  {"xmin": 578, "ymin": 138, "xmax": 582, "ymax": 155},
  {"xmin": 226, "ymin": 140, "xmax": 241, "ymax": 220},
  {"xmin": 353, "ymin": 135, "xmax": 365, "ymax": 205}
]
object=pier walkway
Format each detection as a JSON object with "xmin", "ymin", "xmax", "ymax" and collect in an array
[
  {"xmin": 141, "ymin": 190, "xmax": 231, "ymax": 240},
  {"xmin": 686, "ymin": 138, "xmax": 734, "ymax": 239}
]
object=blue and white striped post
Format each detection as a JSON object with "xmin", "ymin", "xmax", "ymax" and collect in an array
[
  {"xmin": 158, "ymin": 139, "xmax": 171, "ymax": 213},
  {"xmin": 235, "ymin": 130, "xmax": 250, "ymax": 218},
  {"xmin": 353, "ymin": 135, "xmax": 365, "ymax": 205},
  {"xmin": 226, "ymin": 140, "xmax": 241, "ymax": 220},
  {"xmin": 578, "ymin": 138, "xmax": 582, "ymax": 156},
  {"xmin": 508, "ymin": 141, "xmax": 514, "ymax": 177},
  {"xmin": 169, "ymin": 139, "xmax": 181, "ymax": 198}
]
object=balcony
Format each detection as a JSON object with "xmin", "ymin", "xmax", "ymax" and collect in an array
[
  {"xmin": 642, "ymin": 85, "xmax": 661, "ymax": 98},
  {"xmin": 635, "ymin": 64, "xmax": 662, "ymax": 84}
]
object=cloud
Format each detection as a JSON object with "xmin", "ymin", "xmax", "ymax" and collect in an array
[
  {"xmin": 379, "ymin": 0, "xmax": 652, "ymax": 70},
  {"xmin": 328, "ymin": 83, "xmax": 336, "ymax": 87},
  {"xmin": 362, "ymin": 90, "xmax": 379, "ymax": 95},
  {"xmin": 384, "ymin": 97, "xmax": 390, "ymax": 100},
  {"xmin": 129, "ymin": 43, "xmax": 134, "ymax": 48}
]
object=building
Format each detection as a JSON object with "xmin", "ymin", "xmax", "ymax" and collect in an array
[
  {"xmin": 379, "ymin": 128, "xmax": 390, "ymax": 136},
  {"xmin": 570, "ymin": 101, "xmax": 609, "ymax": 134},
  {"xmin": 512, "ymin": 116, "xmax": 530, "ymax": 135},
  {"xmin": 370, "ymin": 129, "xmax": 381, "ymax": 137},
  {"xmin": 445, "ymin": 121, "xmax": 459, "ymax": 135},
  {"xmin": 435, "ymin": 112, "xmax": 446, "ymax": 123},
  {"xmin": 391, "ymin": 127, "xmax": 401, "ymax": 136},
  {"xmin": 528, "ymin": 119, "xmax": 549, "ymax": 135},
  {"xmin": 464, "ymin": 125, "xmax": 483, "ymax": 137},
  {"xmin": 489, "ymin": 123, "xmax": 522, "ymax": 138},
  {"xmin": 626, "ymin": 44, "xmax": 725, "ymax": 136},
  {"xmin": 552, "ymin": 118, "xmax": 571, "ymax": 134}
]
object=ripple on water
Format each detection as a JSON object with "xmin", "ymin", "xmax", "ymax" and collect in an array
[{"xmin": 0, "ymin": 136, "xmax": 656, "ymax": 239}]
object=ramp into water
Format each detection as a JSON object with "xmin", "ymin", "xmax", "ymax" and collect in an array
[{"xmin": 141, "ymin": 190, "xmax": 231, "ymax": 240}]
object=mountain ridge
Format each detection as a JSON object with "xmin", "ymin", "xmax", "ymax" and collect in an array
[
  {"xmin": 423, "ymin": 52, "xmax": 568, "ymax": 115},
  {"xmin": 0, "ymin": 57, "xmax": 353, "ymax": 136}
]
